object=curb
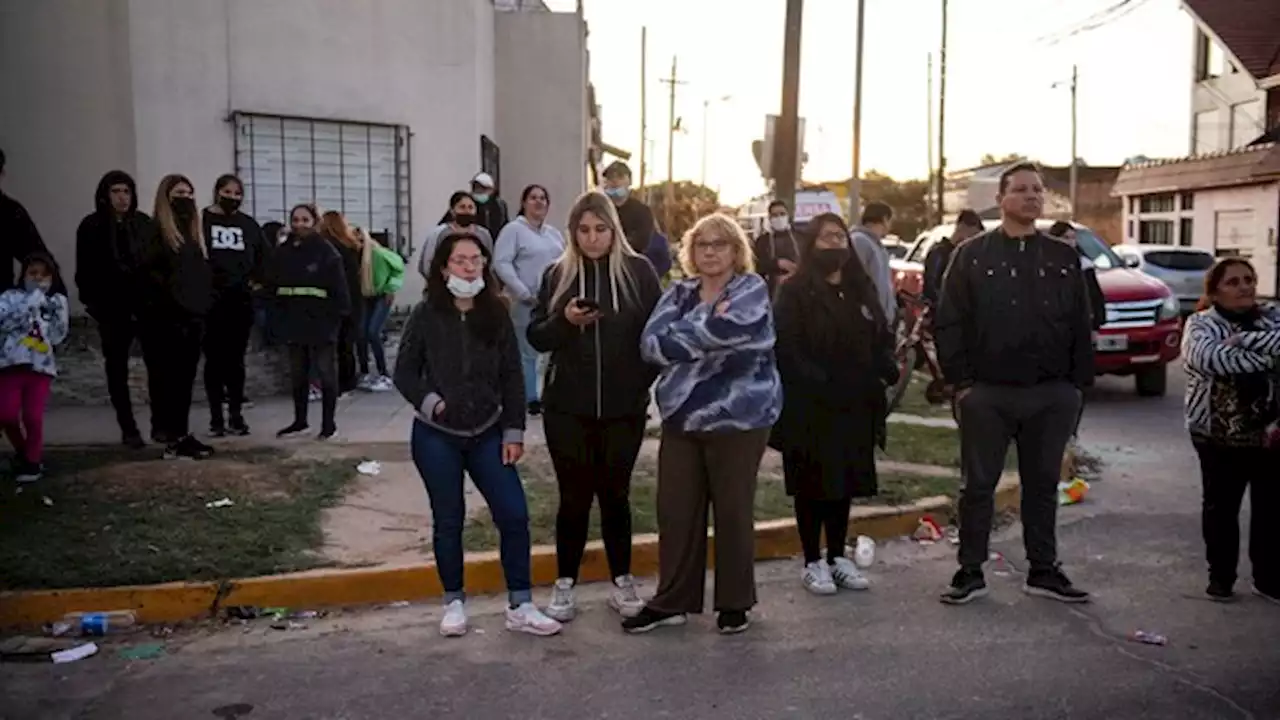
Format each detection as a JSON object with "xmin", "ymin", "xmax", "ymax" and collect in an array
[{"xmin": 0, "ymin": 475, "xmax": 1020, "ymax": 630}]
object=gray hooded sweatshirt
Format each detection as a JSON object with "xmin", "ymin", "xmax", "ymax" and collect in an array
[{"xmin": 492, "ymin": 216, "xmax": 566, "ymax": 303}]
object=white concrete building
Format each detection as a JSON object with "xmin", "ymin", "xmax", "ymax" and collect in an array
[
  {"xmin": 1113, "ymin": 0, "xmax": 1280, "ymax": 295},
  {"xmin": 0, "ymin": 0, "xmax": 592, "ymax": 309}
]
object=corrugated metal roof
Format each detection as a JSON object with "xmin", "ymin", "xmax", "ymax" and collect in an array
[
  {"xmin": 1111, "ymin": 143, "xmax": 1280, "ymax": 195},
  {"xmin": 1183, "ymin": 0, "xmax": 1280, "ymax": 80}
]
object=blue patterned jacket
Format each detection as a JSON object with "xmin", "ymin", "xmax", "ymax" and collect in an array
[
  {"xmin": 640, "ymin": 272, "xmax": 782, "ymax": 432},
  {"xmin": 0, "ymin": 288, "xmax": 70, "ymax": 377}
]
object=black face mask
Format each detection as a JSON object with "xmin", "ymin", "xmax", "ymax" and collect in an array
[
  {"xmin": 217, "ymin": 196, "xmax": 242, "ymax": 214},
  {"xmin": 170, "ymin": 196, "xmax": 197, "ymax": 219},
  {"xmin": 811, "ymin": 247, "xmax": 850, "ymax": 275},
  {"xmin": 453, "ymin": 213, "xmax": 477, "ymax": 228}
]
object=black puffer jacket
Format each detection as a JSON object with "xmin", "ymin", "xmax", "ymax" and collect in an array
[
  {"xmin": 527, "ymin": 254, "xmax": 663, "ymax": 418},
  {"xmin": 75, "ymin": 170, "xmax": 151, "ymax": 319},
  {"xmin": 269, "ymin": 233, "xmax": 351, "ymax": 345},
  {"xmin": 935, "ymin": 228, "xmax": 1094, "ymax": 389}
]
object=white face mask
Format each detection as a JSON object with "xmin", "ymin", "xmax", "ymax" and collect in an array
[
  {"xmin": 769, "ymin": 216, "xmax": 790, "ymax": 232},
  {"xmin": 446, "ymin": 274, "xmax": 485, "ymax": 299}
]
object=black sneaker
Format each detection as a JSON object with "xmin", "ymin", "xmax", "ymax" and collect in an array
[
  {"xmin": 621, "ymin": 607, "xmax": 687, "ymax": 634},
  {"xmin": 209, "ymin": 423, "xmax": 228, "ymax": 438},
  {"xmin": 1206, "ymin": 579, "xmax": 1235, "ymax": 602},
  {"xmin": 1253, "ymin": 583, "xmax": 1280, "ymax": 606},
  {"xmin": 164, "ymin": 435, "xmax": 214, "ymax": 460},
  {"xmin": 717, "ymin": 611, "xmax": 750, "ymax": 635},
  {"xmin": 122, "ymin": 432, "xmax": 146, "ymax": 450},
  {"xmin": 940, "ymin": 567, "xmax": 988, "ymax": 605},
  {"xmin": 1024, "ymin": 566, "xmax": 1091, "ymax": 603},
  {"xmin": 528, "ymin": 401, "xmax": 543, "ymax": 417},
  {"xmin": 151, "ymin": 430, "xmax": 172, "ymax": 445},
  {"xmin": 227, "ymin": 417, "xmax": 251, "ymax": 437},
  {"xmin": 276, "ymin": 423, "xmax": 309, "ymax": 438},
  {"xmin": 14, "ymin": 459, "xmax": 43, "ymax": 484}
]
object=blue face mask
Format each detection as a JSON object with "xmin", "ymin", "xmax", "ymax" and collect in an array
[
  {"xmin": 472, "ymin": 193, "xmax": 491, "ymax": 204},
  {"xmin": 604, "ymin": 186, "xmax": 629, "ymax": 201}
]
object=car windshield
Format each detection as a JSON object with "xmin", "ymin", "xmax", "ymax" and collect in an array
[
  {"xmin": 1074, "ymin": 229, "xmax": 1122, "ymax": 270},
  {"xmin": 1145, "ymin": 250, "xmax": 1214, "ymax": 271}
]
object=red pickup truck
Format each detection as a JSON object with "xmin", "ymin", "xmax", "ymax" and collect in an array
[{"xmin": 891, "ymin": 221, "xmax": 1182, "ymax": 396}]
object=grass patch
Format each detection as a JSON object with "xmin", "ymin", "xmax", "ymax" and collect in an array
[
  {"xmin": 880, "ymin": 421, "xmax": 1016, "ymax": 470},
  {"xmin": 0, "ymin": 446, "xmax": 357, "ymax": 590},
  {"xmin": 892, "ymin": 372, "xmax": 956, "ymax": 419},
  {"xmin": 459, "ymin": 446, "xmax": 959, "ymax": 553}
]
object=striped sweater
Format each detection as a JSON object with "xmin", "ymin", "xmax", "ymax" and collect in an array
[
  {"xmin": 1182, "ymin": 304, "xmax": 1280, "ymax": 445},
  {"xmin": 640, "ymin": 273, "xmax": 782, "ymax": 433}
]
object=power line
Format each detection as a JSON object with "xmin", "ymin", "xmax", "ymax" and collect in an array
[{"xmin": 1034, "ymin": 0, "xmax": 1153, "ymax": 47}]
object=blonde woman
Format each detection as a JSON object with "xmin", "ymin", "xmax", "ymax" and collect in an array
[
  {"xmin": 626, "ymin": 213, "xmax": 781, "ymax": 635},
  {"xmin": 357, "ymin": 229, "xmax": 405, "ymax": 391},
  {"xmin": 140, "ymin": 174, "xmax": 214, "ymax": 460},
  {"xmin": 320, "ymin": 211, "xmax": 366, "ymax": 394},
  {"xmin": 527, "ymin": 191, "xmax": 663, "ymax": 622}
]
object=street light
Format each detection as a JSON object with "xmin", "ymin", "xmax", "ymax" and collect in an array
[
  {"xmin": 1051, "ymin": 65, "xmax": 1079, "ymax": 217},
  {"xmin": 701, "ymin": 94, "xmax": 733, "ymax": 187}
]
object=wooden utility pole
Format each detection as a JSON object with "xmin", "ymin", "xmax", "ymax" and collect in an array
[
  {"xmin": 639, "ymin": 27, "xmax": 647, "ymax": 192},
  {"xmin": 848, "ymin": 0, "xmax": 867, "ymax": 224},
  {"xmin": 774, "ymin": 0, "xmax": 804, "ymax": 212},
  {"xmin": 935, "ymin": 0, "xmax": 948, "ymax": 224},
  {"xmin": 1069, "ymin": 64, "xmax": 1078, "ymax": 218},
  {"xmin": 927, "ymin": 52, "xmax": 934, "ymax": 220},
  {"xmin": 658, "ymin": 56, "xmax": 685, "ymax": 231}
]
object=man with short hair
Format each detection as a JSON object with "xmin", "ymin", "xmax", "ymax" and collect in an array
[
  {"xmin": 922, "ymin": 209, "xmax": 984, "ymax": 307},
  {"xmin": 849, "ymin": 201, "xmax": 896, "ymax": 323},
  {"xmin": 934, "ymin": 162, "xmax": 1094, "ymax": 606},
  {"xmin": 601, "ymin": 161, "xmax": 654, "ymax": 254},
  {"xmin": 470, "ymin": 172, "xmax": 510, "ymax": 238},
  {"xmin": 0, "ymin": 148, "xmax": 58, "ymax": 293},
  {"xmin": 752, "ymin": 199, "xmax": 800, "ymax": 295}
]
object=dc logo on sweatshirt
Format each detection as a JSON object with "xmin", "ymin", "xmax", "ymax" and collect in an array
[{"xmin": 210, "ymin": 226, "xmax": 246, "ymax": 251}]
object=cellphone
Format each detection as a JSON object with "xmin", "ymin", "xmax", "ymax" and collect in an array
[{"xmin": 575, "ymin": 297, "xmax": 601, "ymax": 312}]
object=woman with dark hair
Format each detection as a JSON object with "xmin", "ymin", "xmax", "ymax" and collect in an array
[
  {"xmin": 417, "ymin": 192, "xmax": 494, "ymax": 285},
  {"xmin": 1182, "ymin": 258, "xmax": 1280, "ymax": 604},
  {"xmin": 140, "ymin": 174, "xmax": 214, "ymax": 460},
  {"xmin": 320, "ymin": 211, "xmax": 367, "ymax": 394},
  {"xmin": 201, "ymin": 174, "xmax": 268, "ymax": 436},
  {"xmin": 494, "ymin": 184, "xmax": 565, "ymax": 413},
  {"xmin": 1048, "ymin": 221, "xmax": 1106, "ymax": 331},
  {"xmin": 770, "ymin": 212, "xmax": 895, "ymax": 595},
  {"xmin": 394, "ymin": 231, "xmax": 561, "ymax": 638},
  {"xmin": 271, "ymin": 203, "xmax": 350, "ymax": 440}
]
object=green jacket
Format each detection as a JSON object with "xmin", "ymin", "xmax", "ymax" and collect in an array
[{"xmin": 371, "ymin": 245, "xmax": 405, "ymax": 296}]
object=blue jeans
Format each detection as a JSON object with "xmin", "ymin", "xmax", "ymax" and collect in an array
[
  {"xmin": 410, "ymin": 420, "xmax": 532, "ymax": 605},
  {"xmin": 359, "ymin": 296, "xmax": 392, "ymax": 376},
  {"xmin": 510, "ymin": 301, "xmax": 540, "ymax": 403}
]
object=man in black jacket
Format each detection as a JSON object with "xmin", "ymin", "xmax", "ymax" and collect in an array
[
  {"xmin": 922, "ymin": 209, "xmax": 983, "ymax": 307},
  {"xmin": 0, "ymin": 149, "xmax": 62, "ymax": 294},
  {"xmin": 75, "ymin": 170, "xmax": 159, "ymax": 448},
  {"xmin": 601, "ymin": 161, "xmax": 654, "ymax": 254},
  {"xmin": 470, "ymin": 172, "xmax": 510, "ymax": 239},
  {"xmin": 934, "ymin": 162, "xmax": 1093, "ymax": 606}
]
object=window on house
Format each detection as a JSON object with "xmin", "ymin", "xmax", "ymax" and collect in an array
[
  {"xmin": 1180, "ymin": 193, "xmax": 1195, "ymax": 211},
  {"xmin": 1179, "ymin": 218, "xmax": 1194, "ymax": 247},
  {"xmin": 1198, "ymin": 33, "xmax": 1226, "ymax": 80},
  {"xmin": 1127, "ymin": 220, "xmax": 1134, "ymax": 240},
  {"xmin": 1138, "ymin": 220, "xmax": 1174, "ymax": 245},
  {"xmin": 233, "ymin": 112, "xmax": 413, "ymax": 256},
  {"xmin": 1138, "ymin": 194, "xmax": 1176, "ymax": 213}
]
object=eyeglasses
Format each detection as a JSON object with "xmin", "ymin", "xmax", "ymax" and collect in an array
[
  {"xmin": 694, "ymin": 239, "xmax": 733, "ymax": 253},
  {"xmin": 449, "ymin": 255, "xmax": 486, "ymax": 269},
  {"xmin": 817, "ymin": 231, "xmax": 848, "ymax": 244}
]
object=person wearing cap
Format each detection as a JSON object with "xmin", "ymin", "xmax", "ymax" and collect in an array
[
  {"xmin": 923, "ymin": 210, "xmax": 984, "ymax": 307},
  {"xmin": 600, "ymin": 161, "xmax": 654, "ymax": 255},
  {"xmin": 470, "ymin": 172, "xmax": 510, "ymax": 239}
]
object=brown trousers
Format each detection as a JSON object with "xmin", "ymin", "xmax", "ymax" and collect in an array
[{"xmin": 646, "ymin": 425, "xmax": 770, "ymax": 614}]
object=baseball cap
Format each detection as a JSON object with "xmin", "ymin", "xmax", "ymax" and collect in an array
[
  {"xmin": 955, "ymin": 209, "xmax": 983, "ymax": 229},
  {"xmin": 472, "ymin": 172, "xmax": 495, "ymax": 188}
]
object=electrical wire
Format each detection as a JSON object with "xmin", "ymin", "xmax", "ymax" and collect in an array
[{"xmin": 1034, "ymin": 0, "xmax": 1154, "ymax": 47}]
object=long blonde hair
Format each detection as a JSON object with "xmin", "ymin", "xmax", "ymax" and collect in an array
[
  {"xmin": 153, "ymin": 174, "xmax": 206, "ymax": 256},
  {"xmin": 549, "ymin": 191, "xmax": 642, "ymax": 310},
  {"xmin": 358, "ymin": 228, "xmax": 377, "ymax": 297}
]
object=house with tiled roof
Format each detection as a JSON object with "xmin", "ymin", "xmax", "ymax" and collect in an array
[{"xmin": 1113, "ymin": 0, "xmax": 1280, "ymax": 295}]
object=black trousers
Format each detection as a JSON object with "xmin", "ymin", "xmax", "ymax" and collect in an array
[
  {"xmin": 202, "ymin": 301, "xmax": 254, "ymax": 425},
  {"xmin": 544, "ymin": 412, "xmax": 646, "ymax": 581},
  {"xmin": 150, "ymin": 316, "xmax": 204, "ymax": 441},
  {"xmin": 956, "ymin": 381, "xmax": 1080, "ymax": 571},
  {"xmin": 289, "ymin": 343, "xmax": 337, "ymax": 431},
  {"xmin": 1193, "ymin": 441, "xmax": 1280, "ymax": 593},
  {"xmin": 794, "ymin": 497, "xmax": 853, "ymax": 564},
  {"xmin": 335, "ymin": 315, "xmax": 361, "ymax": 394},
  {"xmin": 96, "ymin": 313, "xmax": 162, "ymax": 438}
]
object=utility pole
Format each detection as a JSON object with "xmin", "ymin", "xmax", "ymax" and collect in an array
[
  {"xmin": 927, "ymin": 52, "xmax": 934, "ymax": 220},
  {"xmin": 1069, "ymin": 63, "xmax": 1078, "ymax": 218},
  {"xmin": 848, "ymin": 0, "xmax": 867, "ymax": 225},
  {"xmin": 774, "ymin": 0, "xmax": 804, "ymax": 212},
  {"xmin": 702, "ymin": 99, "xmax": 710, "ymax": 187},
  {"xmin": 935, "ymin": 0, "xmax": 948, "ymax": 225},
  {"xmin": 658, "ymin": 56, "xmax": 685, "ymax": 231},
  {"xmin": 639, "ymin": 27, "xmax": 647, "ymax": 193}
]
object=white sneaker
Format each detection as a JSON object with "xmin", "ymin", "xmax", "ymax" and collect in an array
[
  {"xmin": 439, "ymin": 600, "xmax": 468, "ymax": 637},
  {"xmin": 545, "ymin": 578, "xmax": 577, "ymax": 622},
  {"xmin": 802, "ymin": 561, "xmax": 838, "ymax": 595},
  {"xmin": 608, "ymin": 575, "xmax": 645, "ymax": 618},
  {"xmin": 356, "ymin": 375, "xmax": 374, "ymax": 391},
  {"xmin": 830, "ymin": 556, "xmax": 871, "ymax": 591},
  {"xmin": 372, "ymin": 375, "xmax": 395, "ymax": 392},
  {"xmin": 505, "ymin": 602, "xmax": 562, "ymax": 636}
]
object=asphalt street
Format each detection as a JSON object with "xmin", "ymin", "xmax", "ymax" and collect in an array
[{"xmin": 3, "ymin": 367, "xmax": 1278, "ymax": 720}]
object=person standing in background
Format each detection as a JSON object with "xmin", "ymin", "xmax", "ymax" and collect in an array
[
  {"xmin": 922, "ymin": 210, "xmax": 984, "ymax": 308},
  {"xmin": 140, "ymin": 174, "xmax": 215, "ymax": 460},
  {"xmin": 75, "ymin": 170, "xmax": 159, "ymax": 448},
  {"xmin": 752, "ymin": 200, "xmax": 801, "ymax": 296},
  {"xmin": 493, "ymin": 184, "xmax": 565, "ymax": 415},
  {"xmin": 356, "ymin": 228, "xmax": 404, "ymax": 392},
  {"xmin": 849, "ymin": 202, "xmax": 897, "ymax": 324},
  {"xmin": 469, "ymin": 172, "xmax": 510, "ymax": 240},
  {"xmin": 419, "ymin": 192, "xmax": 494, "ymax": 285},
  {"xmin": 644, "ymin": 229, "xmax": 673, "ymax": 280},
  {"xmin": 320, "ymin": 212, "xmax": 367, "ymax": 395},
  {"xmin": 254, "ymin": 220, "xmax": 286, "ymax": 349},
  {"xmin": 600, "ymin": 161, "xmax": 654, "ymax": 254},
  {"xmin": 0, "ymin": 149, "xmax": 63, "ymax": 294},
  {"xmin": 202, "ymin": 174, "xmax": 267, "ymax": 437}
]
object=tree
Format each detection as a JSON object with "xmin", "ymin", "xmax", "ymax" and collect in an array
[
  {"xmin": 858, "ymin": 171, "xmax": 931, "ymax": 242},
  {"xmin": 979, "ymin": 152, "xmax": 1026, "ymax": 165},
  {"xmin": 638, "ymin": 181, "xmax": 720, "ymax": 243}
]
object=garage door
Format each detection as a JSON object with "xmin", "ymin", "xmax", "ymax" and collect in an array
[{"xmin": 233, "ymin": 113, "xmax": 412, "ymax": 255}]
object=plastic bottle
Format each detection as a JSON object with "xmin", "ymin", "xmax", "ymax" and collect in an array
[
  {"xmin": 1130, "ymin": 630, "xmax": 1167, "ymax": 646},
  {"xmin": 62, "ymin": 611, "xmax": 137, "ymax": 636},
  {"xmin": 854, "ymin": 536, "xmax": 876, "ymax": 568}
]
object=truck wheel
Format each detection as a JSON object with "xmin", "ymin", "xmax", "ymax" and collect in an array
[{"xmin": 1135, "ymin": 364, "xmax": 1168, "ymax": 397}]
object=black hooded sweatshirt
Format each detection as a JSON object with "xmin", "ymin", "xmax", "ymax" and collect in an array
[
  {"xmin": 138, "ymin": 209, "xmax": 214, "ymax": 321},
  {"xmin": 75, "ymin": 170, "xmax": 152, "ymax": 319},
  {"xmin": 203, "ymin": 206, "xmax": 266, "ymax": 307},
  {"xmin": 270, "ymin": 232, "xmax": 351, "ymax": 345}
]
